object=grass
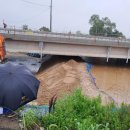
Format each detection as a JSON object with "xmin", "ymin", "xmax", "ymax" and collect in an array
[
  {"xmin": 21, "ymin": 109, "xmax": 40, "ymax": 129},
  {"xmin": 21, "ymin": 88, "xmax": 130, "ymax": 130}
]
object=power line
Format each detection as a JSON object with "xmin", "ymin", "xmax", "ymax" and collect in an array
[
  {"xmin": 10, "ymin": 7, "xmax": 50, "ymax": 25},
  {"xmin": 21, "ymin": 0, "xmax": 50, "ymax": 7},
  {"xmin": 21, "ymin": 0, "xmax": 53, "ymax": 31}
]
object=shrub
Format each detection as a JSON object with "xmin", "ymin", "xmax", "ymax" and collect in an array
[
  {"xmin": 42, "ymin": 89, "xmax": 130, "ymax": 130},
  {"xmin": 42, "ymin": 89, "xmax": 108, "ymax": 129},
  {"xmin": 20, "ymin": 89, "xmax": 130, "ymax": 129}
]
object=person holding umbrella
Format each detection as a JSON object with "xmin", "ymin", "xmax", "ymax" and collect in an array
[{"xmin": 0, "ymin": 62, "xmax": 40, "ymax": 112}]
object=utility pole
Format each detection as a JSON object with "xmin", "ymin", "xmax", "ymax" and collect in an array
[{"xmin": 50, "ymin": 0, "xmax": 52, "ymax": 32}]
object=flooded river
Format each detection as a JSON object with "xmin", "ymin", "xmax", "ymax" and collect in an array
[
  {"xmin": 46, "ymin": 56, "xmax": 130, "ymax": 105},
  {"xmin": 88, "ymin": 58, "xmax": 130, "ymax": 104},
  {"xmin": 39, "ymin": 55, "xmax": 130, "ymax": 105}
]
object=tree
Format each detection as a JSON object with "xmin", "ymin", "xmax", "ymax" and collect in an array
[
  {"xmin": 22, "ymin": 25, "xmax": 28, "ymax": 30},
  {"xmin": 39, "ymin": 26, "xmax": 50, "ymax": 32},
  {"xmin": 89, "ymin": 15, "xmax": 104, "ymax": 36},
  {"xmin": 76, "ymin": 31, "xmax": 82, "ymax": 35},
  {"xmin": 89, "ymin": 14, "xmax": 124, "ymax": 37},
  {"xmin": 102, "ymin": 17, "xmax": 116, "ymax": 36}
]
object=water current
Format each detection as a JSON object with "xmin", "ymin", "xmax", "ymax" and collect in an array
[{"xmin": 86, "ymin": 58, "xmax": 130, "ymax": 104}]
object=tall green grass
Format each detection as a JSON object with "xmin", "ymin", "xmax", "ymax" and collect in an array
[
  {"xmin": 21, "ymin": 89, "xmax": 130, "ymax": 129},
  {"xmin": 21, "ymin": 109, "xmax": 40, "ymax": 129},
  {"xmin": 42, "ymin": 89, "xmax": 130, "ymax": 130}
]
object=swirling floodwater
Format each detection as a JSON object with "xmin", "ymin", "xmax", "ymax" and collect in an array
[{"xmin": 88, "ymin": 58, "xmax": 130, "ymax": 105}]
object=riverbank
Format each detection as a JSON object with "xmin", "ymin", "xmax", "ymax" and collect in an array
[{"xmin": 1, "ymin": 55, "xmax": 130, "ymax": 129}]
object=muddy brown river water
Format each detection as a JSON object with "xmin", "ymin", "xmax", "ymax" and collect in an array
[{"xmin": 90, "ymin": 59, "xmax": 130, "ymax": 105}]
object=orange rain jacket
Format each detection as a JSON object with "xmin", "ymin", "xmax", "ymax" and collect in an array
[{"xmin": 0, "ymin": 35, "xmax": 5, "ymax": 61}]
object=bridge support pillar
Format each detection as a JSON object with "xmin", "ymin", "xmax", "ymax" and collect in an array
[
  {"xmin": 107, "ymin": 47, "xmax": 111, "ymax": 62},
  {"xmin": 39, "ymin": 42, "xmax": 44, "ymax": 59},
  {"xmin": 126, "ymin": 48, "xmax": 130, "ymax": 63}
]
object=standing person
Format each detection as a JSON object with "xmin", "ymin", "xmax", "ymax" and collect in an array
[
  {"xmin": 3, "ymin": 22, "xmax": 7, "ymax": 29},
  {"xmin": 3, "ymin": 20, "xmax": 7, "ymax": 29}
]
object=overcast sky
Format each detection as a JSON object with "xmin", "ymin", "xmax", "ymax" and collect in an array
[{"xmin": 0, "ymin": 0, "xmax": 130, "ymax": 37}]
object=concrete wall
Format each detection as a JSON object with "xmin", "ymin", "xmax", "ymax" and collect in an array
[{"xmin": 5, "ymin": 40, "xmax": 130, "ymax": 60}]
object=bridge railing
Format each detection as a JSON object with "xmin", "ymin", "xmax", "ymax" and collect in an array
[{"xmin": 0, "ymin": 27, "xmax": 130, "ymax": 44}]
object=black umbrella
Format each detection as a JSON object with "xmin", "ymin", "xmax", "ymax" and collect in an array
[{"xmin": 0, "ymin": 62, "xmax": 40, "ymax": 111}]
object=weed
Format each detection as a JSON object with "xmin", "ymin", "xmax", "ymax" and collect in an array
[{"xmin": 21, "ymin": 109, "xmax": 40, "ymax": 129}]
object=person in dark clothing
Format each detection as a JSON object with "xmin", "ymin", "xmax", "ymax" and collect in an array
[{"xmin": 3, "ymin": 22, "xmax": 7, "ymax": 29}]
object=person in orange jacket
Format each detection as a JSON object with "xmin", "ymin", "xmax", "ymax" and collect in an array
[{"xmin": 0, "ymin": 35, "xmax": 5, "ymax": 63}]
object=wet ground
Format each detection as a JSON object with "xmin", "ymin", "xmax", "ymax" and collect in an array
[{"xmin": 0, "ymin": 115, "xmax": 20, "ymax": 130}]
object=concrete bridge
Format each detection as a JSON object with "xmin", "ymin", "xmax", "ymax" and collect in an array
[{"xmin": 0, "ymin": 27, "xmax": 130, "ymax": 62}]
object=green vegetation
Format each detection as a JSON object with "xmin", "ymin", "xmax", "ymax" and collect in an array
[
  {"xmin": 39, "ymin": 26, "xmax": 50, "ymax": 32},
  {"xmin": 21, "ymin": 89, "xmax": 130, "ymax": 130},
  {"xmin": 21, "ymin": 109, "xmax": 40, "ymax": 129},
  {"xmin": 22, "ymin": 24, "xmax": 29, "ymax": 30},
  {"xmin": 89, "ymin": 14, "xmax": 124, "ymax": 38}
]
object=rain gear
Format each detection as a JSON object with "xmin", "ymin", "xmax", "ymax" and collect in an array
[
  {"xmin": 0, "ymin": 62, "xmax": 40, "ymax": 110},
  {"xmin": 0, "ymin": 35, "xmax": 5, "ymax": 62}
]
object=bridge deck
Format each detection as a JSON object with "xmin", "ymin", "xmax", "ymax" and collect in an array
[{"xmin": 0, "ymin": 28, "xmax": 130, "ymax": 62}]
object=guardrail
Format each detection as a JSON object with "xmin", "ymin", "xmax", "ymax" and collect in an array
[{"xmin": 0, "ymin": 27, "xmax": 130, "ymax": 44}]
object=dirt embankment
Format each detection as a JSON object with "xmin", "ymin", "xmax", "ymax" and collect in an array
[{"xmin": 36, "ymin": 59, "xmax": 114, "ymax": 105}]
